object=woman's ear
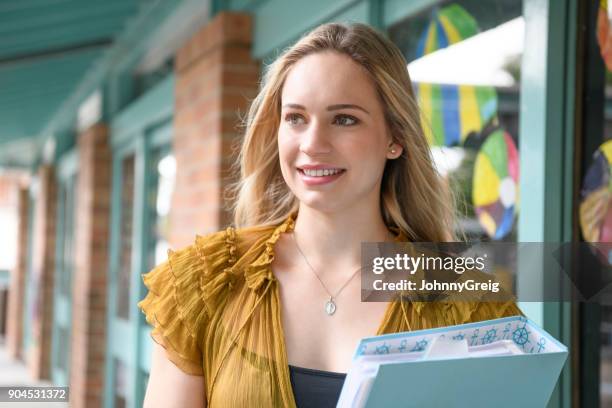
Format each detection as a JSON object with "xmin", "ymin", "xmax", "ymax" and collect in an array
[{"xmin": 386, "ymin": 142, "xmax": 403, "ymax": 159}]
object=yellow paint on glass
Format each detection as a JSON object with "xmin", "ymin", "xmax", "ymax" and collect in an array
[
  {"xmin": 473, "ymin": 154, "xmax": 500, "ymax": 206},
  {"xmin": 425, "ymin": 21, "xmax": 438, "ymax": 54},
  {"xmin": 418, "ymin": 83, "xmax": 435, "ymax": 145},
  {"xmin": 600, "ymin": 139, "xmax": 612, "ymax": 165},
  {"xmin": 438, "ymin": 14, "xmax": 462, "ymax": 44},
  {"xmin": 478, "ymin": 211, "xmax": 497, "ymax": 237},
  {"xmin": 458, "ymin": 85, "xmax": 482, "ymax": 139}
]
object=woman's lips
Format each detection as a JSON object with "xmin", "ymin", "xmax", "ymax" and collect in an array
[{"xmin": 297, "ymin": 168, "xmax": 346, "ymax": 186}]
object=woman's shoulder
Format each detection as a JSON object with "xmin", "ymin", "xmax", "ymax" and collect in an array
[
  {"xmin": 194, "ymin": 211, "xmax": 297, "ymax": 266},
  {"xmin": 137, "ymin": 215, "xmax": 294, "ymax": 375},
  {"xmin": 191, "ymin": 222, "xmax": 281, "ymax": 267},
  {"xmin": 141, "ymin": 223, "xmax": 280, "ymax": 296}
]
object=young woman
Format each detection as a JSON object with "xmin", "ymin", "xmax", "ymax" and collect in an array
[{"xmin": 139, "ymin": 22, "xmax": 522, "ymax": 407}]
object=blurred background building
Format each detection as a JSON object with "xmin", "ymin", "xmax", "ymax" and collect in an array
[{"xmin": 0, "ymin": 0, "xmax": 607, "ymax": 406}]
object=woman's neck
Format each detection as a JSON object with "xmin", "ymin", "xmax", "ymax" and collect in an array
[{"xmin": 290, "ymin": 205, "xmax": 394, "ymax": 278}]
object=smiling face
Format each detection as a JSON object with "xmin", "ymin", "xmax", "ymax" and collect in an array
[{"xmin": 278, "ymin": 51, "xmax": 403, "ymax": 214}]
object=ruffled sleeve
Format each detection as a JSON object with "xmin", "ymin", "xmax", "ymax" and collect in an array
[{"xmin": 137, "ymin": 227, "xmax": 238, "ymax": 376}]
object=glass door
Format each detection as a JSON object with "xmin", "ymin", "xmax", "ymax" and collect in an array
[
  {"xmin": 136, "ymin": 123, "xmax": 175, "ymax": 404},
  {"xmin": 22, "ymin": 177, "xmax": 38, "ymax": 357},
  {"xmin": 104, "ymin": 73, "xmax": 175, "ymax": 408},
  {"xmin": 577, "ymin": 1, "xmax": 612, "ymax": 406},
  {"xmin": 107, "ymin": 149, "xmax": 137, "ymax": 408},
  {"xmin": 51, "ymin": 150, "xmax": 78, "ymax": 386}
]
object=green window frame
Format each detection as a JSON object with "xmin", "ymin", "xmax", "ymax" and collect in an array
[
  {"xmin": 104, "ymin": 74, "xmax": 174, "ymax": 408},
  {"xmin": 51, "ymin": 148, "xmax": 79, "ymax": 386}
]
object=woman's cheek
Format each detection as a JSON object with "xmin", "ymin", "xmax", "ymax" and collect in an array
[{"xmin": 277, "ymin": 138, "xmax": 296, "ymax": 183}]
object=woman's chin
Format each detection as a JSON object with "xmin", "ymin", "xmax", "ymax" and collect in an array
[{"xmin": 295, "ymin": 193, "xmax": 355, "ymax": 214}]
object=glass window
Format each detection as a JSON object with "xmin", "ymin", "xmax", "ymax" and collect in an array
[
  {"xmin": 577, "ymin": 1, "xmax": 612, "ymax": 405},
  {"xmin": 114, "ymin": 359, "xmax": 128, "ymax": 408},
  {"xmin": 137, "ymin": 147, "xmax": 175, "ymax": 401},
  {"xmin": 57, "ymin": 326, "xmax": 70, "ymax": 372},
  {"xmin": 23, "ymin": 180, "xmax": 38, "ymax": 351},
  {"xmin": 117, "ymin": 155, "xmax": 135, "ymax": 320},
  {"xmin": 54, "ymin": 175, "xmax": 77, "ymax": 379},
  {"xmin": 603, "ymin": 307, "xmax": 612, "ymax": 406},
  {"xmin": 59, "ymin": 174, "xmax": 77, "ymax": 298},
  {"xmin": 133, "ymin": 58, "xmax": 174, "ymax": 99},
  {"xmin": 140, "ymin": 369, "xmax": 150, "ymax": 398},
  {"xmin": 59, "ymin": 185, "xmax": 70, "ymax": 297},
  {"xmin": 146, "ymin": 149, "xmax": 175, "ymax": 270},
  {"xmin": 0, "ymin": 187, "xmax": 17, "ymax": 271},
  {"xmin": 389, "ymin": 0, "xmax": 523, "ymax": 242}
]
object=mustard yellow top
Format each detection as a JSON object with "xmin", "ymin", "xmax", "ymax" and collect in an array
[{"xmin": 138, "ymin": 211, "xmax": 523, "ymax": 407}]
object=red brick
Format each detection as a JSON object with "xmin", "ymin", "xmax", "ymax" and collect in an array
[
  {"xmin": 173, "ymin": 12, "xmax": 259, "ymax": 244},
  {"xmin": 222, "ymin": 46, "xmax": 257, "ymax": 66},
  {"xmin": 24, "ymin": 165, "xmax": 57, "ymax": 380},
  {"xmin": 176, "ymin": 12, "xmax": 252, "ymax": 72},
  {"xmin": 70, "ymin": 123, "xmax": 111, "ymax": 408},
  {"xmin": 6, "ymin": 186, "xmax": 29, "ymax": 359}
]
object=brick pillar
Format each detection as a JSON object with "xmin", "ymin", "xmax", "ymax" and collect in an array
[
  {"xmin": 70, "ymin": 123, "xmax": 111, "ymax": 408},
  {"xmin": 172, "ymin": 11, "xmax": 259, "ymax": 247},
  {"xmin": 6, "ymin": 187, "xmax": 29, "ymax": 359},
  {"xmin": 28, "ymin": 165, "xmax": 57, "ymax": 379}
]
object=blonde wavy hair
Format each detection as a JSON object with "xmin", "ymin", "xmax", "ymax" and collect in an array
[{"xmin": 228, "ymin": 22, "xmax": 456, "ymax": 242}]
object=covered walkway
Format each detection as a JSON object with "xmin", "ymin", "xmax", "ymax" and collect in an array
[{"xmin": 0, "ymin": 342, "xmax": 67, "ymax": 407}]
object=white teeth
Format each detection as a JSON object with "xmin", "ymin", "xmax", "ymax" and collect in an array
[{"xmin": 302, "ymin": 168, "xmax": 343, "ymax": 177}]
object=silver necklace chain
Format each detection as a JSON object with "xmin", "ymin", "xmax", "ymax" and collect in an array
[{"xmin": 291, "ymin": 231, "xmax": 362, "ymax": 316}]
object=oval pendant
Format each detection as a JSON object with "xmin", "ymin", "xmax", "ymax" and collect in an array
[{"xmin": 325, "ymin": 299, "xmax": 336, "ymax": 315}]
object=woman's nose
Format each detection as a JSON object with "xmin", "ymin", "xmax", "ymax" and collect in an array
[{"xmin": 299, "ymin": 121, "xmax": 332, "ymax": 155}]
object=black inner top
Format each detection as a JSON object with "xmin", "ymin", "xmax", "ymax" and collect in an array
[{"xmin": 289, "ymin": 364, "xmax": 347, "ymax": 408}]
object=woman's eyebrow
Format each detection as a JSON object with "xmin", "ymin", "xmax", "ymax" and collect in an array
[
  {"xmin": 327, "ymin": 104, "xmax": 370, "ymax": 115},
  {"xmin": 282, "ymin": 103, "xmax": 306, "ymax": 110},
  {"xmin": 281, "ymin": 103, "xmax": 370, "ymax": 115}
]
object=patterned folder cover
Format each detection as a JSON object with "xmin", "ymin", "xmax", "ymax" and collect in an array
[{"xmin": 337, "ymin": 315, "xmax": 568, "ymax": 408}]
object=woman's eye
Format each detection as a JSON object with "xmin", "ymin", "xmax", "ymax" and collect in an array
[
  {"xmin": 285, "ymin": 113, "xmax": 306, "ymax": 126},
  {"xmin": 333, "ymin": 114, "xmax": 359, "ymax": 126}
]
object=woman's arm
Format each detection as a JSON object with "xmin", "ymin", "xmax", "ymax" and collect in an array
[{"xmin": 143, "ymin": 343, "xmax": 207, "ymax": 408}]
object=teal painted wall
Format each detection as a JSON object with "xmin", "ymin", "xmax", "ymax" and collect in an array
[{"xmin": 225, "ymin": 0, "xmax": 439, "ymax": 60}]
